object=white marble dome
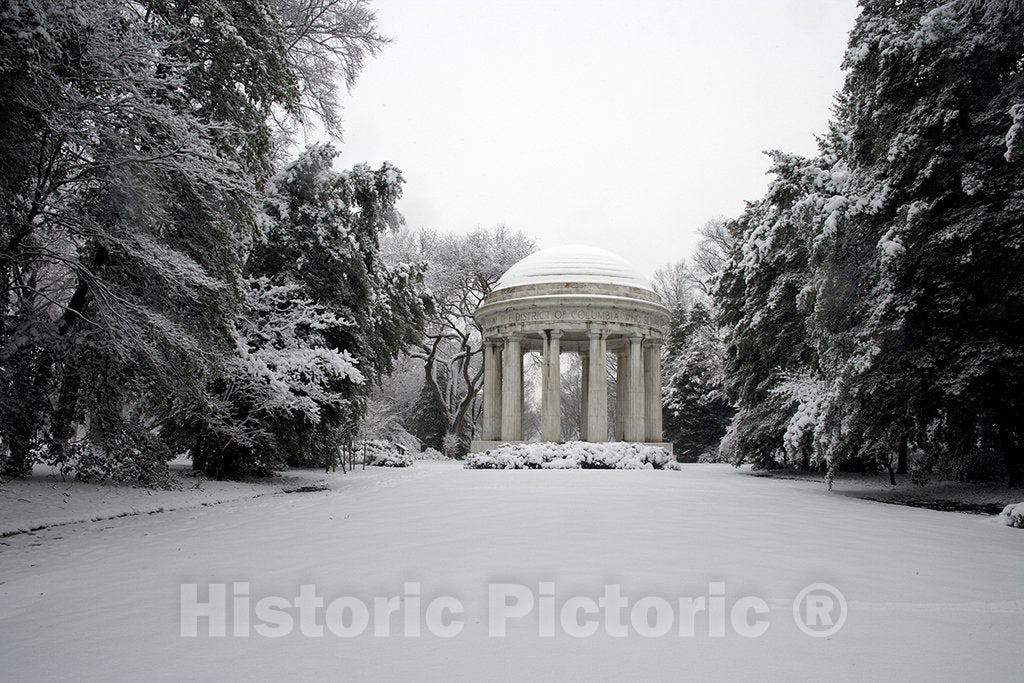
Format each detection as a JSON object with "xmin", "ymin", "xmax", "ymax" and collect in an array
[
  {"xmin": 476, "ymin": 244, "xmax": 668, "ymax": 346},
  {"xmin": 493, "ymin": 244, "xmax": 653, "ymax": 292}
]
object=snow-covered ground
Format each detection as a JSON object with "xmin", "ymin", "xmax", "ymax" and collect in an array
[
  {"xmin": 0, "ymin": 459, "xmax": 347, "ymax": 537},
  {"xmin": 744, "ymin": 468, "xmax": 1024, "ymax": 513},
  {"xmin": 1, "ymin": 462, "xmax": 1022, "ymax": 681}
]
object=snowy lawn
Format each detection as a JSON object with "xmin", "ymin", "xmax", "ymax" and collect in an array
[
  {"xmin": 0, "ymin": 458, "xmax": 359, "ymax": 537},
  {"xmin": 744, "ymin": 468, "xmax": 1024, "ymax": 514},
  {"xmin": 1, "ymin": 462, "xmax": 1022, "ymax": 681}
]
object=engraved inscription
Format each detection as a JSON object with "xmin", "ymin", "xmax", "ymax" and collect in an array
[{"xmin": 482, "ymin": 306, "xmax": 662, "ymax": 329}]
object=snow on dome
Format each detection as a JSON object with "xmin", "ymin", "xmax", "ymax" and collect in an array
[{"xmin": 493, "ymin": 245, "xmax": 653, "ymax": 292}]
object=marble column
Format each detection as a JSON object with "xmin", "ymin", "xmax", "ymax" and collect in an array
[
  {"xmin": 586, "ymin": 329, "xmax": 608, "ymax": 442},
  {"xmin": 500, "ymin": 334, "xmax": 523, "ymax": 441},
  {"xmin": 520, "ymin": 347, "xmax": 526, "ymax": 434},
  {"xmin": 481, "ymin": 340, "xmax": 502, "ymax": 440},
  {"xmin": 644, "ymin": 339, "xmax": 663, "ymax": 442},
  {"xmin": 541, "ymin": 330, "xmax": 562, "ymax": 441},
  {"xmin": 615, "ymin": 347, "xmax": 629, "ymax": 441},
  {"xmin": 579, "ymin": 351, "xmax": 589, "ymax": 441},
  {"xmin": 625, "ymin": 335, "xmax": 646, "ymax": 442}
]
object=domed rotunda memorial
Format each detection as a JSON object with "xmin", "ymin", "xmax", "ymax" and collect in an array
[{"xmin": 470, "ymin": 245, "xmax": 672, "ymax": 452}]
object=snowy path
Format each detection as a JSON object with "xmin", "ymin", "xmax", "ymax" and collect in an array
[{"xmin": 1, "ymin": 462, "xmax": 1021, "ymax": 681}]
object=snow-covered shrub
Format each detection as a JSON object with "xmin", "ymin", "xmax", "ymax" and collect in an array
[
  {"xmin": 368, "ymin": 450, "xmax": 413, "ymax": 467},
  {"xmin": 389, "ymin": 428, "xmax": 422, "ymax": 454},
  {"xmin": 999, "ymin": 502, "xmax": 1024, "ymax": 529},
  {"xmin": 358, "ymin": 440, "xmax": 413, "ymax": 467},
  {"xmin": 413, "ymin": 447, "xmax": 446, "ymax": 461},
  {"xmin": 465, "ymin": 442, "xmax": 675, "ymax": 470},
  {"xmin": 46, "ymin": 424, "xmax": 176, "ymax": 489}
]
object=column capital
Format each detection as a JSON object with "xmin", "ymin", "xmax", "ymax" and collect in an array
[
  {"xmin": 586, "ymin": 328, "xmax": 605, "ymax": 340},
  {"xmin": 547, "ymin": 329, "xmax": 563, "ymax": 340},
  {"xmin": 504, "ymin": 332, "xmax": 524, "ymax": 343},
  {"xmin": 628, "ymin": 334, "xmax": 644, "ymax": 344}
]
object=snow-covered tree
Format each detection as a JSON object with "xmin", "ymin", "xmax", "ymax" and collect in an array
[
  {"xmin": 0, "ymin": 0, "xmax": 391, "ymax": 482},
  {"xmin": 714, "ymin": 152, "xmax": 821, "ymax": 470},
  {"xmin": 383, "ymin": 226, "xmax": 534, "ymax": 454},
  {"xmin": 559, "ymin": 354, "xmax": 584, "ymax": 441},
  {"xmin": 662, "ymin": 302, "xmax": 734, "ymax": 461},
  {"xmin": 690, "ymin": 218, "xmax": 733, "ymax": 298},
  {"xmin": 0, "ymin": 0, "xmax": 296, "ymax": 481},
  {"xmin": 178, "ymin": 144, "xmax": 429, "ymax": 477},
  {"xmin": 714, "ymin": 0, "xmax": 1024, "ymax": 484},
  {"xmin": 815, "ymin": 0, "xmax": 1024, "ymax": 484},
  {"xmin": 654, "ymin": 235, "xmax": 736, "ymax": 461},
  {"xmin": 651, "ymin": 260, "xmax": 694, "ymax": 312}
]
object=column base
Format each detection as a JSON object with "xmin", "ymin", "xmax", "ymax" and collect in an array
[
  {"xmin": 470, "ymin": 440, "xmax": 674, "ymax": 454},
  {"xmin": 614, "ymin": 441, "xmax": 675, "ymax": 453},
  {"xmin": 469, "ymin": 440, "xmax": 519, "ymax": 453}
]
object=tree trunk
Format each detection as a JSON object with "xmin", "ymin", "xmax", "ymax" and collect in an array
[
  {"xmin": 40, "ymin": 243, "xmax": 110, "ymax": 474},
  {"xmin": 1000, "ymin": 423, "xmax": 1022, "ymax": 487},
  {"xmin": 449, "ymin": 371, "xmax": 483, "ymax": 458},
  {"xmin": 896, "ymin": 434, "xmax": 908, "ymax": 475},
  {"xmin": 883, "ymin": 456, "xmax": 897, "ymax": 486},
  {"xmin": 59, "ymin": 244, "xmax": 108, "ymax": 335}
]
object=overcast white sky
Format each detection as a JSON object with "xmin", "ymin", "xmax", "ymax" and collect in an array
[{"xmin": 328, "ymin": 0, "xmax": 861, "ymax": 279}]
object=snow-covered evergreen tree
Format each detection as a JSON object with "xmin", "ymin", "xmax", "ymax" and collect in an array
[
  {"xmin": 178, "ymin": 144, "xmax": 429, "ymax": 477},
  {"xmin": 0, "ymin": 0, "xmax": 300, "ymax": 481},
  {"xmin": 662, "ymin": 301, "xmax": 734, "ymax": 461},
  {"xmin": 714, "ymin": 0, "xmax": 1024, "ymax": 484},
  {"xmin": 0, "ymin": 0, "xmax": 394, "ymax": 482},
  {"xmin": 715, "ymin": 153, "xmax": 820, "ymax": 469}
]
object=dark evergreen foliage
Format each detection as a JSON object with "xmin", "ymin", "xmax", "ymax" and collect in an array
[
  {"xmin": 714, "ymin": 0, "xmax": 1024, "ymax": 484},
  {"xmin": 0, "ymin": 0, "xmax": 420, "ymax": 483}
]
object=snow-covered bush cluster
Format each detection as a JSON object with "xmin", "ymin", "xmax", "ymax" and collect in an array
[
  {"xmin": 999, "ymin": 503, "xmax": 1024, "ymax": 529},
  {"xmin": 354, "ymin": 441, "xmax": 448, "ymax": 466},
  {"xmin": 368, "ymin": 451, "xmax": 413, "ymax": 468},
  {"xmin": 358, "ymin": 441, "xmax": 413, "ymax": 468},
  {"xmin": 465, "ymin": 442, "xmax": 678, "ymax": 470},
  {"xmin": 412, "ymin": 447, "xmax": 446, "ymax": 461}
]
